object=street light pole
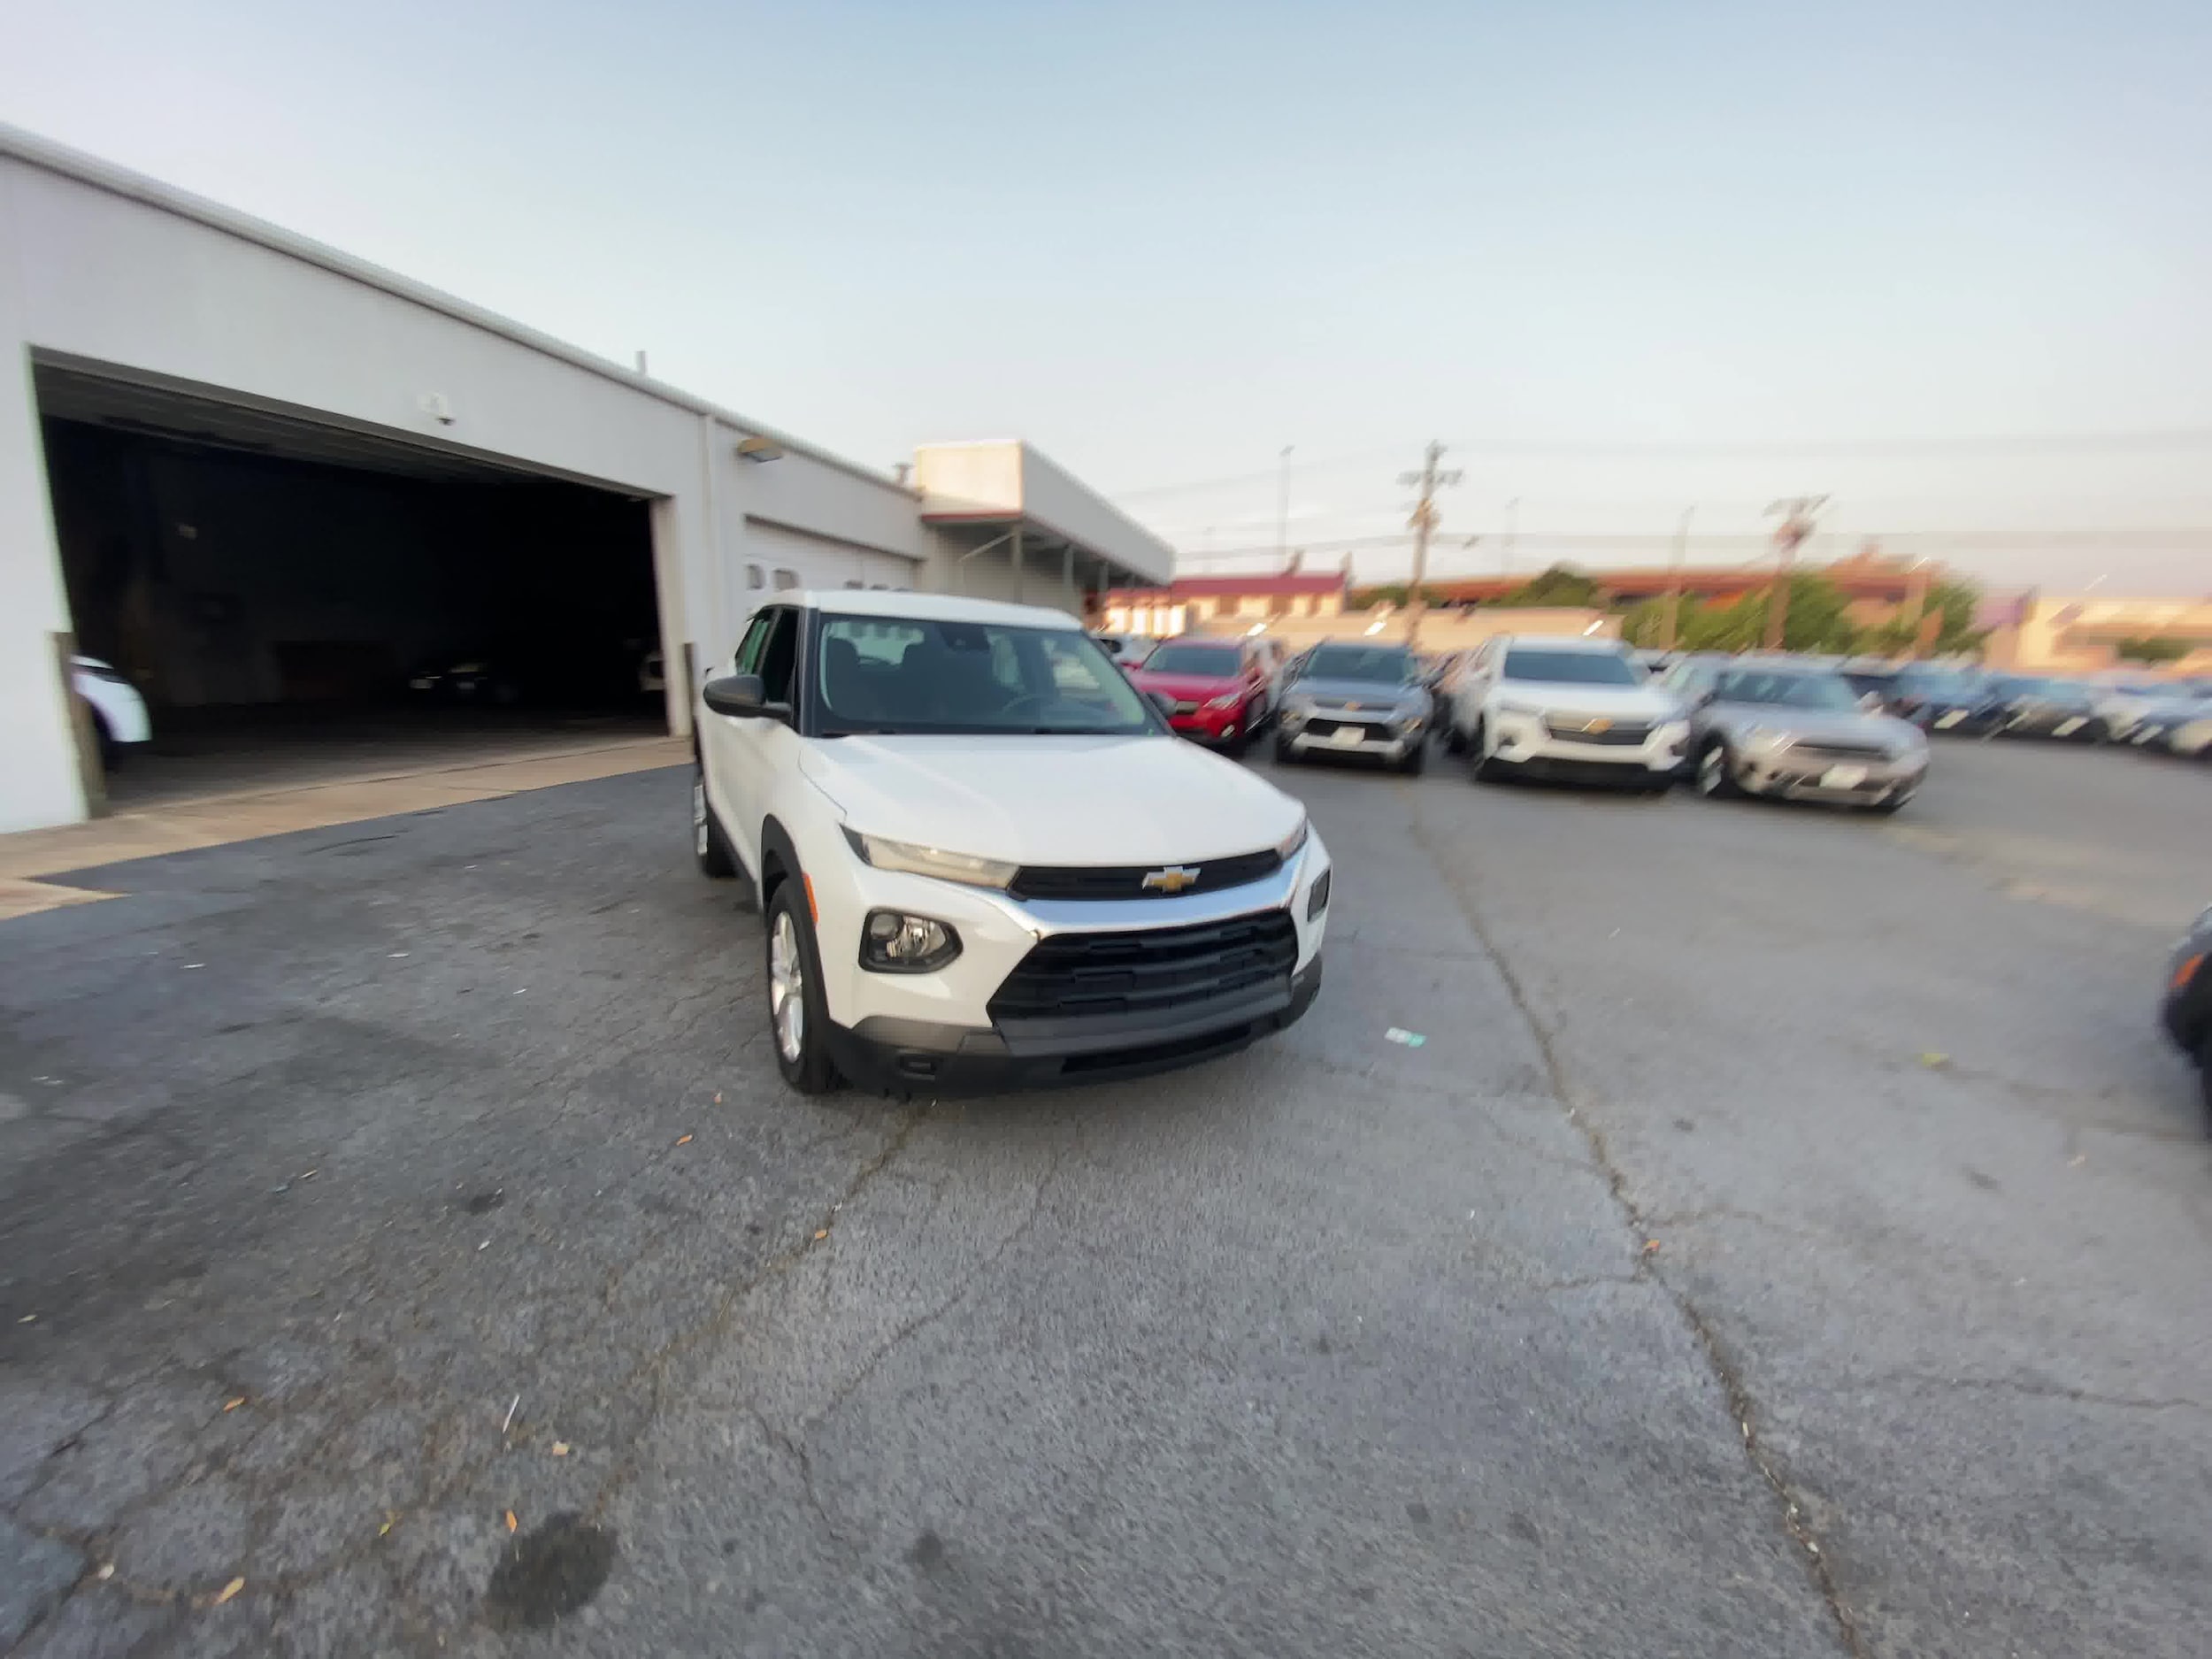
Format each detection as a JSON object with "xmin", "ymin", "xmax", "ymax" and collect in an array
[
  {"xmin": 1663, "ymin": 506, "xmax": 1693, "ymax": 651},
  {"xmin": 1762, "ymin": 495, "xmax": 1827, "ymax": 650},
  {"xmin": 1276, "ymin": 445, "xmax": 1293, "ymax": 568},
  {"xmin": 1399, "ymin": 442, "xmax": 1463, "ymax": 652},
  {"xmin": 1502, "ymin": 496, "xmax": 1519, "ymax": 580}
]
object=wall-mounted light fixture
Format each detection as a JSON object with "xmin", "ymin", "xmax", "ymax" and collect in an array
[{"xmin": 735, "ymin": 435, "xmax": 785, "ymax": 464}]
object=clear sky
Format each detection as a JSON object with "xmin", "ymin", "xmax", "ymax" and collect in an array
[{"xmin": 4, "ymin": 0, "xmax": 2209, "ymax": 590}]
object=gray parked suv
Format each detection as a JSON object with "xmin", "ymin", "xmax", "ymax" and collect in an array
[{"xmin": 1663, "ymin": 657, "xmax": 1930, "ymax": 813}]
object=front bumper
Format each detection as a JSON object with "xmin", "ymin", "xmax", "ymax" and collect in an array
[
  {"xmin": 1486, "ymin": 714, "xmax": 1686, "ymax": 782},
  {"xmin": 810, "ymin": 830, "xmax": 1332, "ymax": 1094},
  {"xmin": 1279, "ymin": 713, "xmax": 1422, "ymax": 762},
  {"xmin": 1167, "ymin": 703, "xmax": 1246, "ymax": 743},
  {"xmin": 1736, "ymin": 747, "xmax": 1927, "ymax": 804},
  {"xmin": 825, "ymin": 954, "xmax": 1322, "ymax": 1095}
]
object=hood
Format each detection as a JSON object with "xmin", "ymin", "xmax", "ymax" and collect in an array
[
  {"xmin": 796, "ymin": 733, "xmax": 1305, "ymax": 865},
  {"xmin": 1488, "ymin": 682, "xmax": 1679, "ymax": 718},
  {"xmin": 1710, "ymin": 705, "xmax": 1917, "ymax": 748},
  {"xmin": 1286, "ymin": 675, "xmax": 1425, "ymax": 708},
  {"xmin": 1128, "ymin": 666, "xmax": 1241, "ymax": 699}
]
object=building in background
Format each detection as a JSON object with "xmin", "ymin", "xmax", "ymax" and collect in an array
[
  {"xmin": 0, "ymin": 127, "xmax": 1168, "ymax": 832},
  {"xmin": 1981, "ymin": 593, "xmax": 2212, "ymax": 673},
  {"xmin": 1099, "ymin": 564, "xmax": 1348, "ymax": 637}
]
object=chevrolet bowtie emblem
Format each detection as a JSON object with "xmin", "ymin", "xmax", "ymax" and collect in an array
[
  {"xmin": 1586, "ymin": 717, "xmax": 1612, "ymax": 733},
  {"xmin": 1141, "ymin": 865, "xmax": 1201, "ymax": 895}
]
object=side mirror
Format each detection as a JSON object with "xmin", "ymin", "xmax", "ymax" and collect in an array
[
  {"xmin": 1147, "ymin": 690, "xmax": 1178, "ymax": 719},
  {"xmin": 1857, "ymin": 691, "xmax": 1884, "ymax": 712},
  {"xmin": 702, "ymin": 672, "xmax": 770, "ymax": 718},
  {"xmin": 1098, "ymin": 637, "xmax": 1123, "ymax": 657}
]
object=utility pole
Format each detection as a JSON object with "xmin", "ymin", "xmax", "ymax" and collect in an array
[
  {"xmin": 1398, "ymin": 442, "xmax": 1463, "ymax": 651},
  {"xmin": 1762, "ymin": 495, "xmax": 1827, "ymax": 650},
  {"xmin": 1502, "ymin": 496, "xmax": 1520, "ymax": 580},
  {"xmin": 1663, "ymin": 506, "xmax": 1693, "ymax": 651},
  {"xmin": 1276, "ymin": 446, "xmax": 1294, "ymax": 568}
]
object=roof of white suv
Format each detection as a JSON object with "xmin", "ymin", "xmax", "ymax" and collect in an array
[
  {"xmin": 1495, "ymin": 634, "xmax": 1627, "ymax": 652},
  {"xmin": 780, "ymin": 589, "xmax": 1081, "ymax": 629}
]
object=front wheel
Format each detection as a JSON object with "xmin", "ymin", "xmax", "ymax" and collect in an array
[
  {"xmin": 1443, "ymin": 722, "xmax": 1467, "ymax": 756},
  {"xmin": 2197, "ymin": 1032, "xmax": 2212, "ymax": 1130},
  {"xmin": 1869, "ymin": 794, "xmax": 1910, "ymax": 816},
  {"xmin": 694, "ymin": 766, "xmax": 737, "ymax": 878},
  {"xmin": 1399, "ymin": 740, "xmax": 1425, "ymax": 776},
  {"xmin": 1273, "ymin": 735, "xmax": 1299, "ymax": 766},
  {"xmin": 1469, "ymin": 722, "xmax": 1505, "ymax": 784},
  {"xmin": 765, "ymin": 883, "xmax": 841, "ymax": 1094},
  {"xmin": 1694, "ymin": 740, "xmax": 1740, "ymax": 799}
]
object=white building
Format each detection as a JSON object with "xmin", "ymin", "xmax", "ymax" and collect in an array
[{"xmin": 0, "ymin": 126, "xmax": 1171, "ymax": 833}]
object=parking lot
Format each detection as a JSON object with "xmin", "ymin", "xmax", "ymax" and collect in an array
[{"xmin": 3, "ymin": 737, "xmax": 2208, "ymax": 1657}]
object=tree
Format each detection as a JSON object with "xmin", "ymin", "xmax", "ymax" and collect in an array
[
  {"xmin": 1348, "ymin": 583, "xmax": 1447, "ymax": 611},
  {"xmin": 1494, "ymin": 564, "xmax": 1601, "ymax": 608},
  {"xmin": 2116, "ymin": 636, "xmax": 2190, "ymax": 664},
  {"xmin": 1623, "ymin": 573, "xmax": 1863, "ymax": 654}
]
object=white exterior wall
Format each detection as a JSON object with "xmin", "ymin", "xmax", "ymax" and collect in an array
[{"xmin": 0, "ymin": 132, "xmax": 925, "ymax": 832}]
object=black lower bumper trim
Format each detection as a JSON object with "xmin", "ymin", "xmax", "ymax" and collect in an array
[{"xmin": 825, "ymin": 956, "xmax": 1323, "ymax": 1097}]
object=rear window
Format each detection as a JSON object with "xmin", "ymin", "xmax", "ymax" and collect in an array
[{"xmin": 1500, "ymin": 648, "xmax": 1640, "ymax": 687}]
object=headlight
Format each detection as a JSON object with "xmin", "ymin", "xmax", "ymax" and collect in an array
[
  {"xmin": 1494, "ymin": 699, "xmax": 1541, "ymax": 718},
  {"xmin": 859, "ymin": 909, "xmax": 962, "ymax": 972},
  {"xmin": 1742, "ymin": 726, "xmax": 1794, "ymax": 753},
  {"xmin": 842, "ymin": 827, "xmax": 1018, "ymax": 890},
  {"xmin": 1394, "ymin": 701, "xmax": 1426, "ymax": 728},
  {"xmin": 1655, "ymin": 720, "xmax": 1689, "ymax": 746},
  {"xmin": 1275, "ymin": 816, "xmax": 1310, "ymax": 863},
  {"xmin": 1203, "ymin": 692, "xmax": 1241, "ymax": 711}
]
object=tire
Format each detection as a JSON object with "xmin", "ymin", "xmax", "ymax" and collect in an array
[
  {"xmin": 764, "ymin": 881, "xmax": 841, "ymax": 1094},
  {"xmin": 1869, "ymin": 793, "xmax": 1910, "ymax": 816},
  {"xmin": 693, "ymin": 765, "xmax": 737, "ymax": 879},
  {"xmin": 91, "ymin": 710, "xmax": 119, "ymax": 772},
  {"xmin": 2198, "ymin": 1031, "xmax": 2212, "ymax": 1131},
  {"xmin": 1694, "ymin": 739, "xmax": 1741, "ymax": 799},
  {"xmin": 1400, "ymin": 741, "xmax": 1425, "ymax": 776},
  {"xmin": 1443, "ymin": 722, "xmax": 1467, "ymax": 756},
  {"xmin": 1223, "ymin": 710, "xmax": 1252, "ymax": 757},
  {"xmin": 1273, "ymin": 736, "xmax": 1298, "ymax": 766}
]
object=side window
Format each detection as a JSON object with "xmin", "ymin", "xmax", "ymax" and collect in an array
[
  {"xmin": 772, "ymin": 568, "xmax": 800, "ymax": 591},
  {"xmin": 987, "ymin": 634, "xmax": 1024, "ymax": 694},
  {"xmin": 757, "ymin": 608, "xmax": 801, "ymax": 704},
  {"xmin": 733, "ymin": 611, "xmax": 776, "ymax": 675},
  {"xmin": 746, "ymin": 564, "xmax": 765, "ymax": 590}
]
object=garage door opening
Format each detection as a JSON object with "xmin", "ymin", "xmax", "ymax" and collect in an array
[{"xmin": 35, "ymin": 364, "xmax": 672, "ymax": 809}]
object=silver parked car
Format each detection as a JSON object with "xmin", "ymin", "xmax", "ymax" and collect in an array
[{"xmin": 1663, "ymin": 657, "xmax": 1929, "ymax": 813}]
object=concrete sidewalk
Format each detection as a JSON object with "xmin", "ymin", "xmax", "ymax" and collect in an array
[{"xmin": 0, "ymin": 734, "xmax": 687, "ymax": 918}]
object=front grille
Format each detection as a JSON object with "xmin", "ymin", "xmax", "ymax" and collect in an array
[
  {"xmin": 1008, "ymin": 849, "xmax": 1282, "ymax": 902},
  {"xmin": 1792, "ymin": 741, "xmax": 1889, "ymax": 763},
  {"xmin": 987, "ymin": 911, "xmax": 1297, "ymax": 1024},
  {"xmin": 1542, "ymin": 716, "xmax": 1651, "ymax": 746}
]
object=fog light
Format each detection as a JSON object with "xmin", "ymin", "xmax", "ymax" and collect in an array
[
  {"xmin": 1306, "ymin": 867, "xmax": 1331, "ymax": 921},
  {"xmin": 859, "ymin": 910, "xmax": 962, "ymax": 972}
]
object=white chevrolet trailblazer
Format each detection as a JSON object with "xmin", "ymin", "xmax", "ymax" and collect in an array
[
  {"xmin": 1446, "ymin": 634, "xmax": 1687, "ymax": 791},
  {"xmin": 693, "ymin": 592, "xmax": 1330, "ymax": 1095}
]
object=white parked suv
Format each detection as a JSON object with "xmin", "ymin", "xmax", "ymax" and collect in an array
[
  {"xmin": 693, "ymin": 592, "xmax": 1330, "ymax": 1095},
  {"xmin": 1445, "ymin": 634, "xmax": 1688, "ymax": 792}
]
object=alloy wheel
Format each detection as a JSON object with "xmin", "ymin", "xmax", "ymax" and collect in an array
[{"xmin": 769, "ymin": 910, "xmax": 806, "ymax": 1062}]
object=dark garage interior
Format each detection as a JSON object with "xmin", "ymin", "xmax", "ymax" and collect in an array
[{"xmin": 36, "ymin": 364, "xmax": 667, "ymax": 802}]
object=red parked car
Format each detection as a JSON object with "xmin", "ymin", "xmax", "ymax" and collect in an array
[{"xmin": 1127, "ymin": 638, "xmax": 1272, "ymax": 752}]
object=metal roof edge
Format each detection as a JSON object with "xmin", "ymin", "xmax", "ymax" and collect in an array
[{"xmin": 0, "ymin": 121, "xmax": 913, "ymax": 498}]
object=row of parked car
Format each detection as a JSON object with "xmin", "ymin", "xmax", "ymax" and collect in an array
[{"xmin": 1828, "ymin": 663, "xmax": 2212, "ymax": 758}]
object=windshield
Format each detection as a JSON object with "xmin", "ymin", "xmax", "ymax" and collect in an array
[
  {"xmin": 1498, "ymin": 648, "xmax": 1642, "ymax": 687},
  {"xmin": 814, "ymin": 616, "xmax": 1156, "ymax": 736},
  {"xmin": 1710, "ymin": 669, "xmax": 1862, "ymax": 711},
  {"xmin": 1141, "ymin": 642, "xmax": 1243, "ymax": 677},
  {"xmin": 1299, "ymin": 644, "xmax": 1418, "ymax": 685}
]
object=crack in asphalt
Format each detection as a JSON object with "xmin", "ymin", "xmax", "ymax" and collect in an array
[
  {"xmin": 1406, "ymin": 792, "xmax": 1866, "ymax": 1659},
  {"xmin": 1881, "ymin": 1371, "xmax": 2212, "ymax": 1420}
]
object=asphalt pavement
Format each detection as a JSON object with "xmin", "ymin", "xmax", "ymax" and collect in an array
[{"xmin": 1, "ymin": 738, "xmax": 2206, "ymax": 1657}]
